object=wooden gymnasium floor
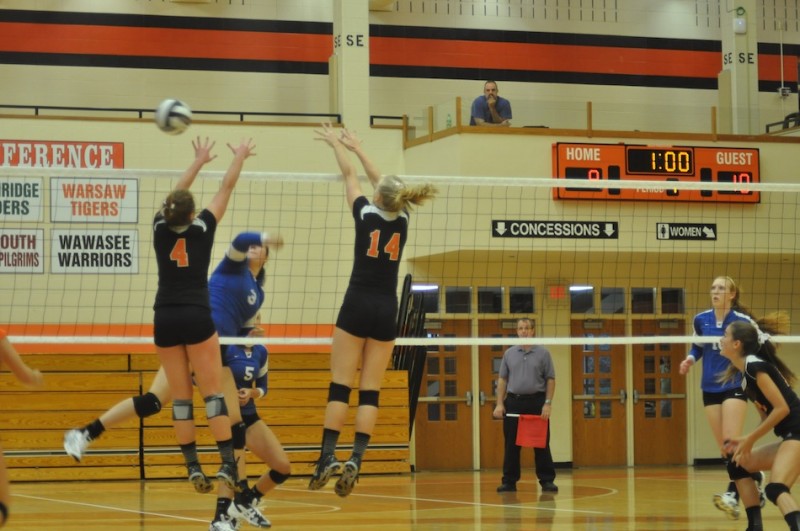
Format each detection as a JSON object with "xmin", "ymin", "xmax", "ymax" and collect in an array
[{"xmin": 6, "ymin": 467, "xmax": 782, "ymax": 530}]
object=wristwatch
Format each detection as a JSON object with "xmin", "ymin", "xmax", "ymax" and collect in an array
[{"xmin": 544, "ymin": 399, "xmax": 552, "ymax": 404}]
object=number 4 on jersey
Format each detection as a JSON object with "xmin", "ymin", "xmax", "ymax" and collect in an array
[
  {"xmin": 366, "ymin": 230, "xmax": 401, "ymax": 261},
  {"xmin": 170, "ymin": 238, "xmax": 189, "ymax": 267}
]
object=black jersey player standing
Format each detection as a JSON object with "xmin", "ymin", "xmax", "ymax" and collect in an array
[
  {"xmin": 308, "ymin": 124, "xmax": 436, "ymax": 497},
  {"xmin": 152, "ymin": 136, "xmax": 255, "ymax": 531}
]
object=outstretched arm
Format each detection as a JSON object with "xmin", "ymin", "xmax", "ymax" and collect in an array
[
  {"xmin": 174, "ymin": 137, "xmax": 217, "ymax": 191},
  {"xmin": 206, "ymin": 139, "xmax": 256, "ymax": 222},
  {"xmin": 0, "ymin": 335, "xmax": 43, "ymax": 388},
  {"xmin": 338, "ymin": 129, "xmax": 382, "ymax": 188},
  {"xmin": 315, "ymin": 123, "xmax": 362, "ymax": 209}
]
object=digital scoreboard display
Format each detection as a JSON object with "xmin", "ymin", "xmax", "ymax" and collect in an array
[{"xmin": 552, "ymin": 143, "xmax": 760, "ymax": 203}]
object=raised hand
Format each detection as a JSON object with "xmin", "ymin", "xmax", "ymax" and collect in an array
[
  {"xmin": 264, "ymin": 233, "xmax": 284, "ymax": 250},
  {"xmin": 314, "ymin": 122, "xmax": 340, "ymax": 147},
  {"xmin": 192, "ymin": 136, "xmax": 217, "ymax": 164},
  {"xmin": 227, "ymin": 138, "xmax": 256, "ymax": 159},
  {"xmin": 338, "ymin": 128, "xmax": 363, "ymax": 152}
]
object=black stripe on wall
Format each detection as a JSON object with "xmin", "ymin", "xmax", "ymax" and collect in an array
[
  {"xmin": 370, "ymin": 65, "xmax": 718, "ymax": 90},
  {"xmin": 761, "ymin": 80, "xmax": 798, "ymax": 93},
  {"xmin": 0, "ymin": 52, "xmax": 328, "ymax": 75},
  {"xmin": 759, "ymin": 42, "xmax": 800, "ymax": 56},
  {"xmin": 0, "ymin": 8, "xmax": 332, "ymax": 34},
  {"xmin": 370, "ymin": 24, "xmax": 721, "ymax": 53}
]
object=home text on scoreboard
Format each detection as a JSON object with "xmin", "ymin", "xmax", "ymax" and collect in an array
[{"xmin": 551, "ymin": 142, "xmax": 760, "ymax": 203}]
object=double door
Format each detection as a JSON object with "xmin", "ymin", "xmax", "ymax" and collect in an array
[
  {"xmin": 571, "ymin": 318, "xmax": 687, "ymax": 466},
  {"xmin": 412, "ymin": 319, "xmax": 534, "ymax": 470}
]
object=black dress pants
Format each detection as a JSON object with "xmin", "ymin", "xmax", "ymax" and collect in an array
[{"xmin": 501, "ymin": 393, "xmax": 556, "ymax": 486}]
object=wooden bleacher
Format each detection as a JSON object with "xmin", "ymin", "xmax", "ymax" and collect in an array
[{"xmin": 0, "ymin": 352, "xmax": 410, "ymax": 482}]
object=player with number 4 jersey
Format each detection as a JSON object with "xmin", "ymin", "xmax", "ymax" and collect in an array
[
  {"xmin": 152, "ymin": 137, "xmax": 256, "ymax": 531},
  {"xmin": 308, "ymin": 123, "xmax": 437, "ymax": 497}
]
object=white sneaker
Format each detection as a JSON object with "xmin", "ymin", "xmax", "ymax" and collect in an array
[
  {"xmin": 228, "ymin": 498, "xmax": 271, "ymax": 528},
  {"xmin": 63, "ymin": 429, "xmax": 91, "ymax": 462},
  {"xmin": 713, "ymin": 491, "xmax": 740, "ymax": 520},
  {"xmin": 209, "ymin": 516, "xmax": 237, "ymax": 531}
]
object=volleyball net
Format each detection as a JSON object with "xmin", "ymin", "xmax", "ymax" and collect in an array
[{"xmin": 2, "ymin": 165, "xmax": 800, "ymax": 350}]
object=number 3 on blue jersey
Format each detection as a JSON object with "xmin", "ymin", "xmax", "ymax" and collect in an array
[{"xmin": 366, "ymin": 230, "xmax": 401, "ymax": 261}]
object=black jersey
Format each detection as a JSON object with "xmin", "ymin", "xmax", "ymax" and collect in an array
[
  {"xmin": 152, "ymin": 208, "xmax": 217, "ymax": 309},
  {"xmin": 347, "ymin": 195, "xmax": 408, "ymax": 295},
  {"xmin": 743, "ymin": 355, "xmax": 800, "ymax": 438}
]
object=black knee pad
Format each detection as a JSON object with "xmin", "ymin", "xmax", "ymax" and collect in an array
[
  {"xmin": 133, "ymin": 392, "xmax": 162, "ymax": 418},
  {"xmin": 232, "ymin": 421, "xmax": 246, "ymax": 450},
  {"xmin": 726, "ymin": 459, "xmax": 751, "ymax": 481},
  {"xmin": 0, "ymin": 501, "xmax": 8, "ymax": 526},
  {"xmin": 359, "ymin": 389, "xmax": 380, "ymax": 407},
  {"xmin": 269, "ymin": 469, "xmax": 291, "ymax": 484},
  {"xmin": 327, "ymin": 382, "xmax": 352, "ymax": 404},
  {"xmin": 203, "ymin": 393, "xmax": 228, "ymax": 419},
  {"xmin": 172, "ymin": 399, "xmax": 194, "ymax": 421},
  {"xmin": 765, "ymin": 483, "xmax": 791, "ymax": 505}
]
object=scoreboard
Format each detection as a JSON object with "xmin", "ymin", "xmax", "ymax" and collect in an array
[{"xmin": 552, "ymin": 142, "xmax": 760, "ymax": 203}]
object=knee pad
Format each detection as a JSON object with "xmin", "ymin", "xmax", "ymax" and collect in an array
[
  {"xmin": 327, "ymin": 382, "xmax": 352, "ymax": 404},
  {"xmin": 726, "ymin": 459, "xmax": 751, "ymax": 481},
  {"xmin": 232, "ymin": 421, "xmax": 246, "ymax": 450},
  {"xmin": 172, "ymin": 399, "xmax": 194, "ymax": 421},
  {"xmin": 359, "ymin": 389, "xmax": 380, "ymax": 408},
  {"xmin": 269, "ymin": 469, "xmax": 291, "ymax": 485},
  {"xmin": 204, "ymin": 393, "xmax": 228, "ymax": 419},
  {"xmin": 0, "ymin": 501, "xmax": 8, "ymax": 525},
  {"xmin": 133, "ymin": 392, "xmax": 162, "ymax": 418},
  {"xmin": 765, "ymin": 483, "xmax": 791, "ymax": 505}
]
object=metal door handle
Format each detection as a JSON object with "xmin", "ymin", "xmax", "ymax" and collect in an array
[
  {"xmin": 632, "ymin": 389, "xmax": 639, "ymax": 404},
  {"xmin": 620, "ymin": 389, "xmax": 627, "ymax": 404},
  {"xmin": 466, "ymin": 391, "xmax": 473, "ymax": 407},
  {"xmin": 479, "ymin": 391, "xmax": 486, "ymax": 406}
]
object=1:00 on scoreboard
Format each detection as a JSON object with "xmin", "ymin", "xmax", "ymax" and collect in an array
[{"xmin": 552, "ymin": 142, "xmax": 760, "ymax": 203}]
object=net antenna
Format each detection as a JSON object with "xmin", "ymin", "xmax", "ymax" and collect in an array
[{"xmin": 393, "ymin": 274, "xmax": 428, "ymax": 435}]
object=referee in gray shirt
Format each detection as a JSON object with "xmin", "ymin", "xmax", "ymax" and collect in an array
[{"xmin": 493, "ymin": 317, "xmax": 558, "ymax": 493}]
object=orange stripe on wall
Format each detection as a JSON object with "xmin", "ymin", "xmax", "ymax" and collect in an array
[
  {"xmin": 8, "ymin": 323, "xmax": 334, "ymax": 355},
  {"xmin": 759, "ymin": 54, "xmax": 799, "ymax": 82},
  {"xmin": 0, "ymin": 22, "xmax": 332, "ymax": 62},
  {"xmin": 371, "ymin": 37, "xmax": 721, "ymax": 78}
]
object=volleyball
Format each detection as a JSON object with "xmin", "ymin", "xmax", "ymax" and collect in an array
[{"xmin": 154, "ymin": 99, "xmax": 192, "ymax": 135}]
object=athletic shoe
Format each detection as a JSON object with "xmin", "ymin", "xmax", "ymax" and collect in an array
[
  {"xmin": 228, "ymin": 498, "xmax": 271, "ymax": 528},
  {"xmin": 334, "ymin": 459, "xmax": 360, "ymax": 498},
  {"xmin": 713, "ymin": 490, "xmax": 740, "ymax": 520},
  {"xmin": 63, "ymin": 429, "xmax": 91, "ymax": 462},
  {"xmin": 217, "ymin": 461, "xmax": 240, "ymax": 492},
  {"xmin": 209, "ymin": 515, "xmax": 237, "ymax": 531},
  {"xmin": 308, "ymin": 454, "xmax": 341, "ymax": 490},
  {"xmin": 188, "ymin": 462, "xmax": 213, "ymax": 494},
  {"xmin": 756, "ymin": 471, "xmax": 767, "ymax": 508}
]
